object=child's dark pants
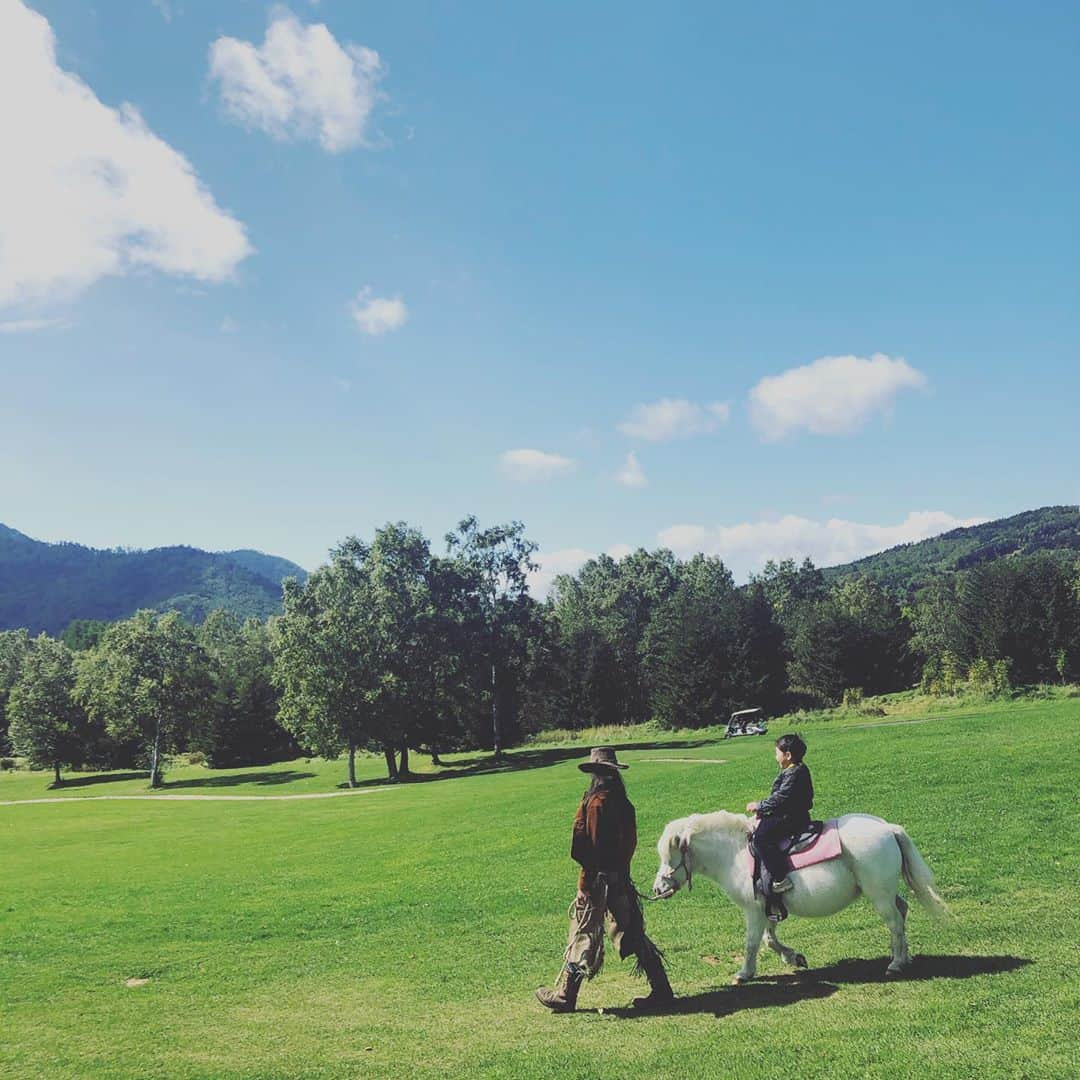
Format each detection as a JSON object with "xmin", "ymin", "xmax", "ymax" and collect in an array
[{"xmin": 753, "ymin": 816, "xmax": 798, "ymax": 885}]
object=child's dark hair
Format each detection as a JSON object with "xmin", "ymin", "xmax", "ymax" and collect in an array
[{"xmin": 775, "ymin": 733, "xmax": 807, "ymax": 762}]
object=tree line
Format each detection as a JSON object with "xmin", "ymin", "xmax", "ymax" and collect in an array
[{"xmin": 2, "ymin": 517, "xmax": 1079, "ymax": 787}]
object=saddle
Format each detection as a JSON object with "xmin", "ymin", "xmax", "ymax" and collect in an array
[
  {"xmin": 781, "ymin": 819, "xmax": 842, "ymax": 869},
  {"xmin": 750, "ymin": 820, "xmax": 842, "ymax": 922}
]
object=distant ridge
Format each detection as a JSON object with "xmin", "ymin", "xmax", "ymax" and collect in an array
[
  {"xmin": 220, "ymin": 549, "xmax": 308, "ymax": 588},
  {"xmin": 822, "ymin": 505, "xmax": 1080, "ymax": 592},
  {"xmin": 0, "ymin": 524, "xmax": 308, "ymax": 635}
]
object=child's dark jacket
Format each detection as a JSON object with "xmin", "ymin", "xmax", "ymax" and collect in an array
[{"xmin": 757, "ymin": 762, "xmax": 814, "ymax": 830}]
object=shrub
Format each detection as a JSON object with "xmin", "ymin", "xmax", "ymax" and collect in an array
[
  {"xmin": 0, "ymin": 757, "xmax": 17, "ymax": 771},
  {"xmin": 841, "ymin": 687, "xmax": 864, "ymax": 710},
  {"xmin": 920, "ymin": 653, "xmax": 960, "ymax": 696},
  {"xmin": 941, "ymin": 651, "xmax": 960, "ymax": 695},
  {"xmin": 967, "ymin": 658, "xmax": 994, "ymax": 695},
  {"xmin": 991, "ymin": 658, "xmax": 1013, "ymax": 697},
  {"xmin": 186, "ymin": 751, "xmax": 207, "ymax": 766}
]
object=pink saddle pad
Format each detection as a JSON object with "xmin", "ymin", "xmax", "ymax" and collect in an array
[{"xmin": 788, "ymin": 819, "xmax": 842, "ymax": 869}]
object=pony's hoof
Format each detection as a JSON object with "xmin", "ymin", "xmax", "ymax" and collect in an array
[
  {"xmin": 793, "ymin": 953, "xmax": 808, "ymax": 969},
  {"xmin": 885, "ymin": 963, "xmax": 908, "ymax": 977},
  {"xmin": 732, "ymin": 973, "xmax": 753, "ymax": 985}
]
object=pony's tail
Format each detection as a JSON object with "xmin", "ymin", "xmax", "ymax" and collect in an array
[{"xmin": 893, "ymin": 826, "xmax": 950, "ymax": 920}]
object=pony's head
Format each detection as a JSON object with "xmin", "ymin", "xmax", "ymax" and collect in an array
[
  {"xmin": 652, "ymin": 812, "xmax": 753, "ymax": 899},
  {"xmin": 651, "ymin": 816, "xmax": 698, "ymax": 899}
]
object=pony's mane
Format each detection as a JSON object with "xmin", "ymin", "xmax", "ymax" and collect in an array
[{"xmin": 660, "ymin": 810, "xmax": 753, "ymax": 849}]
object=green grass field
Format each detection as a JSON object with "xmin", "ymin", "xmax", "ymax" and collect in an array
[{"xmin": 2, "ymin": 697, "xmax": 1078, "ymax": 1079}]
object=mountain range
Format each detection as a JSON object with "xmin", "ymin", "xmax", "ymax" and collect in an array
[
  {"xmin": 823, "ymin": 505, "xmax": 1080, "ymax": 591},
  {"xmin": 2, "ymin": 506, "xmax": 1078, "ymax": 635},
  {"xmin": 0, "ymin": 524, "xmax": 307, "ymax": 635}
]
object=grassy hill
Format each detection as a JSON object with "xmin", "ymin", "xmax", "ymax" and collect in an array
[
  {"xmin": 1, "ymin": 693, "xmax": 1076, "ymax": 1078},
  {"xmin": 0, "ymin": 524, "xmax": 308, "ymax": 635},
  {"xmin": 823, "ymin": 505, "xmax": 1080, "ymax": 592}
]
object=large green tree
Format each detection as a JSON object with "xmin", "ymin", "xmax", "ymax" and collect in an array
[
  {"xmin": 831, "ymin": 575, "xmax": 913, "ymax": 695},
  {"xmin": 546, "ymin": 549, "xmax": 678, "ymax": 728},
  {"xmin": 272, "ymin": 539, "xmax": 383, "ymax": 785},
  {"xmin": 195, "ymin": 610, "xmax": 294, "ymax": 767},
  {"xmin": 74, "ymin": 610, "xmax": 212, "ymax": 787},
  {"xmin": 642, "ymin": 555, "xmax": 741, "ymax": 728},
  {"xmin": 0, "ymin": 629, "xmax": 31, "ymax": 756},
  {"xmin": 364, "ymin": 523, "xmax": 443, "ymax": 778},
  {"xmin": 445, "ymin": 517, "xmax": 538, "ymax": 758},
  {"xmin": 7, "ymin": 635, "xmax": 86, "ymax": 785}
]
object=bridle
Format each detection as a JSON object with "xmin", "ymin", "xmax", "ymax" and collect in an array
[
  {"xmin": 672, "ymin": 838, "xmax": 693, "ymax": 891},
  {"xmin": 649, "ymin": 837, "xmax": 692, "ymax": 900}
]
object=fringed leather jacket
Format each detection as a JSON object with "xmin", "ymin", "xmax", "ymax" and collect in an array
[{"xmin": 571, "ymin": 785, "xmax": 637, "ymax": 888}]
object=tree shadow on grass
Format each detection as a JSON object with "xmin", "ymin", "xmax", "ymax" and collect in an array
[
  {"xmin": 344, "ymin": 740, "xmax": 715, "ymax": 789},
  {"xmin": 162, "ymin": 770, "xmax": 317, "ymax": 790},
  {"xmin": 53, "ymin": 772, "xmax": 148, "ymax": 789}
]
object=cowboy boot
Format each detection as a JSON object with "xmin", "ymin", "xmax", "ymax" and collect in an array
[
  {"xmin": 632, "ymin": 949, "xmax": 674, "ymax": 1011},
  {"xmin": 535, "ymin": 966, "xmax": 584, "ymax": 1013}
]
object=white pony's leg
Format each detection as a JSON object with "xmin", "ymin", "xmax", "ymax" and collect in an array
[
  {"xmin": 872, "ymin": 892, "xmax": 911, "ymax": 973},
  {"xmin": 763, "ymin": 923, "xmax": 807, "ymax": 969},
  {"xmin": 734, "ymin": 906, "xmax": 768, "ymax": 983}
]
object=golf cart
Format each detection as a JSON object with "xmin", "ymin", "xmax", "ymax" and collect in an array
[{"xmin": 723, "ymin": 707, "xmax": 768, "ymax": 739}]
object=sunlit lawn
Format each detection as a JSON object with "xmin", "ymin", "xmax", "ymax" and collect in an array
[{"xmin": 2, "ymin": 696, "xmax": 1078, "ymax": 1078}]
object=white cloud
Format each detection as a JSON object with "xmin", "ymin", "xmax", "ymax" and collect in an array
[
  {"xmin": 658, "ymin": 510, "xmax": 985, "ymax": 581},
  {"xmin": 349, "ymin": 288, "xmax": 408, "ymax": 335},
  {"xmin": 151, "ymin": 1, "xmax": 173, "ymax": 22},
  {"xmin": 528, "ymin": 544, "xmax": 631, "ymax": 597},
  {"xmin": 0, "ymin": 1, "xmax": 252, "ymax": 310},
  {"xmin": 656, "ymin": 524, "xmax": 708, "ymax": 552},
  {"xmin": 749, "ymin": 353, "xmax": 926, "ymax": 441},
  {"xmin": 500, "ymin": 449, "xmax": 575, "ymax": 483},
  {"xmin": 528, "ymin": 547, "xmax": 593, "ymax": 597},
  {"xmin": 208, "ymin": 11, "xmax": 384, "ymax": 153},
  {"xmin": 0, "ymin": 317, "xmax": 66, "ymax": 334},
  {"xmin": 616, "ymin": 451, "xmax": 647, "ymax": 488},
  {"xmin": 617, "ymin": 398, "xmax": 731, "ymax": 441}
]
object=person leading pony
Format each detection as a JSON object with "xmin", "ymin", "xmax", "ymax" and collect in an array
[{"xmin": 535, "ymin": 747, "xmax": 674, "ymax": 1013}]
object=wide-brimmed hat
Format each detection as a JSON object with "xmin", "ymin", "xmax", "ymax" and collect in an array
[{"xmin": 578, "ymin": 746, "xmax": 629, "ymax": 773}]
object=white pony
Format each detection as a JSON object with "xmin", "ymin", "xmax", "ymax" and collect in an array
[{"xmin": 652, "ymin": 811, "xmax": 948, "ymax": 983}]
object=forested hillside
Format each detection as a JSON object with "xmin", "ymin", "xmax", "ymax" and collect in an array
[
  {"xmin": 2, "ymin": 512, "xmax": 1079, "ymax": 782},
  {"xmin": 0, "ymin": 524, "xmax": 307, "ymax": 635},
  {"xmin": 823, "ymin": 506, "xmax": 1080, "ymax": 592}
]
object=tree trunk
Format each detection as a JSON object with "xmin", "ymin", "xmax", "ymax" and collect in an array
[
  {"xmin": 399, "ymin": 741, "xmax": 410, "ymax": 779},
  {"xmin": 53, "ymin": 761, "xmax": 62, "ymax": 787},
  {"xmin": 347, "ymin": 741, "xmax": 357, "ymax": 788},
  {"xmin": 491, "ymin": 661, "xmax": 502, "ymax": 760},
  {"xmin": 383, "ymin": 746, "xmax": 399, "ymax": 782},
  {"xmin": 149, "ymin": 720, "xmax": 163, "ymax": 788}
]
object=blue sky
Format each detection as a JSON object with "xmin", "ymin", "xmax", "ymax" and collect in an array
[{"xmin": 1, "ymin": 1, "xmax": 1077, "ymax": 588}]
